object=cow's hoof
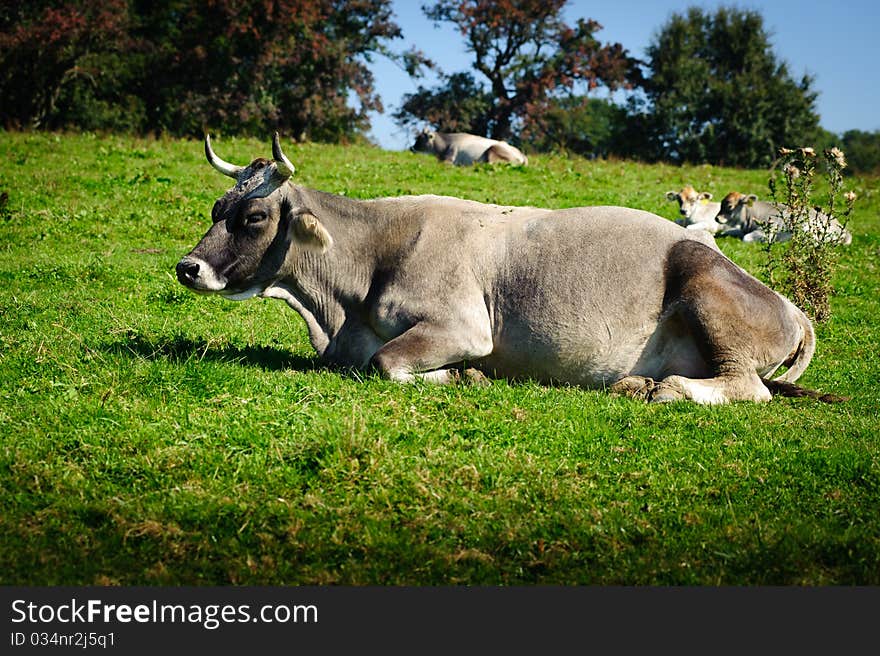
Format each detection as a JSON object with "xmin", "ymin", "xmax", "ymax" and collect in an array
[
  {"xmin": 649, "ymin": 383, "xmax": 685, "ymax": 403},
  {"xmin": 610, "ymin": 376, "xmax": 655, "ymax": 400},
  {"xmin": 462, "ymin": 368, "xmax": 491, "ymax": 386}
]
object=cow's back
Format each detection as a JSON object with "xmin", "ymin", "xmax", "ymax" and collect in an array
[{"xmin": 467, "ymin": 206, "xmax": 718, "ymax": 384}]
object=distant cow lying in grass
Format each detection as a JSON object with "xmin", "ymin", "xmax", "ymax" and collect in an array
[
  {"xmin": 411, "ymin": 129, "xmax": 528, "ymax": 166},
  {"xmin": 665, "ymin": 186, "xmax": 724, "ymax": 233},
  {"xmin": 175, "ymin": 133, "xmax": 842, "ymax": 405},
  {"xmin": 715, "ymin": 192, "xmax": 853, "ymax": 245}
]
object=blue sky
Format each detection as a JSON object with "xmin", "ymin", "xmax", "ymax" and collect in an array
[{"xmin": 365, "ymin": 0, "xmax": 880, "ymax": 151}]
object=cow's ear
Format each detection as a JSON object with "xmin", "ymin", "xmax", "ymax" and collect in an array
[
  {"xmin": 746, "ymin": 194, "xmax": 758, "ymax": 206},
  {"xmin": 700, "ymin": 192, "xmax": 713, "ymax": 201},
  {"xmin": 289, "ymin": 210, "xmax": 333, "ymax": 252},
  {"xmin": 665, "ymin": 191, "xmax": 677, "ymax": 201}
]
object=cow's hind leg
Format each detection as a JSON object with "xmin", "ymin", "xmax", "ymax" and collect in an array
[
  {"xmin": 625, "ymin": 240, "xmax": 802, "ymax": 405},
  {"xmin": 651, "ymin": 372, "xmax": 771, "ymax": 404},
  {"xmin": 484, "ymin": 144, "xmax": 519, "ymax": 164},
  {"xmin": 369, "ymin": 321, "xmax": 493, "ymax": 385},
  {"xmin": 611, "ymin": 372, "xmax": 770, "ymax": 405}
]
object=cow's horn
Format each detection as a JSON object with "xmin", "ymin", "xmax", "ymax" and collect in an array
[
  {"xmin": 271, "ymin": 132, "xmax": 296, "ymax": 178},
  {"xmin": 204, "ymin": 134, "xmax": 243, "ymax": 178}
]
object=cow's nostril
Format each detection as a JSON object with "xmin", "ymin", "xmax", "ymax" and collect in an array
[{"xmin": 176, "ymin": 259, "xmax": 200, "ymax": 282}]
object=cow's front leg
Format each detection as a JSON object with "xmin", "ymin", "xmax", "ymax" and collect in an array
[
  {"xmin": 718, "ymin": 227, "xmax": 745, "ymax": 239},
  {"xmin": 369, "ymin": 321, "xmax": 493, "ymax": 384},
  {"xmin": 610, "ymin": 375, "xmax": 657, "ymax": 400},
  {"xmin": 440, "ymin": 145, "xmax": 459, "ymax": 164}
]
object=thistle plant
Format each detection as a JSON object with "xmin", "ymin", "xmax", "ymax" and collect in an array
[{"xmin": 764, "ymin": 146, "xmax": 855, "ymax": 322}]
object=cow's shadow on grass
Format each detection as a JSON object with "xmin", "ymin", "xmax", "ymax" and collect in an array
[{"xmin": 101, "ymin": 332, "xmax": 325, "ymax": 373}]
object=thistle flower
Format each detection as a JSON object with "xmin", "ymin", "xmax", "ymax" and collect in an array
[
  {"xmin": 779, "ymin": 147, "xmax": 794, "ymax": 155},
  {"xmin": 828, "ymin": 147, "xmax": 847, "ymax": 169},
  {"xmin": 800, "ymin": 147, "xmax": 816, "ymax": 157},
  {"xmin": 844, "ymin": 190, "xmax": 857, "ymax": 203},
  {"xmin": 783, "ymin": 163, "xmax": 801, "ymax": 179}
]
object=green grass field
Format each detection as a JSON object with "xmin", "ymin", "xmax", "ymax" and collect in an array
[{"xmin": 1, "ymin": 131, "xmax": 878, "ymax": 585}]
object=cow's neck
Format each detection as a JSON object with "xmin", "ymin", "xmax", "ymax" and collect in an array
[
  {"xmin": 271, "ymin": 187, "xmax": 414, "ymax": 362},
  {"xmin": 433, "ymin": 133, "xmax": 450, "ymax": 151},
  {"xmin": 744, "ymin": 204, "xmax": 768, "ymax": 233},
  {"xmin": 259, "ymin": 282, "xmax": 332, "ymax": 356}
]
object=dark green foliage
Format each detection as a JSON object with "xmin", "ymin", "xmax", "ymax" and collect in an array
[
  {"xmin": 519, "ymin": 96, "xmax": 633, "ymax": 158},
  {"xmin": 132, "ymin": 0, "xmax": 403, "ymax": 140},
  {"xmin": 394, "ymin": 72, "xmax": 493, "ymax": 136},
  {"xmin": 639, "ymin": 6, "xmax": 821, "ymax": 167},
  {"xmin": 839, "ymin": 130, "xmax": 880, "ymax": 175},
  {"xmin": 54, "ymin": 51, "xmax": 150, "ymax": 133},
  {"xmin": 0, "ymin": 0, "xmax": 137, "ymax": 130},
  {"xmin": 0, "ymin": 0, "xmax": 404, "ymax": 140}
]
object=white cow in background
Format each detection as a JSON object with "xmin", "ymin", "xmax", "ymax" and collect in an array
[
  {"xmin": 411, "ymin": 129, "xmax": 528, "ymax": 166},
  {"xmin": 665, "ymin": 186, "xmax": 724, "ymax": 234}
]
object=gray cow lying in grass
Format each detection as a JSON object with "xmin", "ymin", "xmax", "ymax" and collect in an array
[
  {"xmin": 176, "ymin": 134, "xmax": 841, "ymax": 405},
  {"xmin": 715, "ymin": 192, "xmax": 853, "ymax": 245},
  {"xmin": 411, "ymin": 129, "xmax": 528, "ymax": 166}
]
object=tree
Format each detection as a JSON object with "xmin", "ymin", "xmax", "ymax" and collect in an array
[
  {"xmin": 518, "ymin": 96, "xmax": 633, "ymax": 158},
  {"xmin": 0, "ymin": 0, "xmax": 408, "ymax": 140},
  {"xmin": 133, "ymin": 0, "xmax": 404, "ymax": 140},
  {"xmin": 393, "ymin": 72, "xmax": 493, "ymax": 136},
  {"xmin": 839, "ymin": 130, "xmax": 880, "ymax": 175},
  {"xmin": 0, "ymin": 0, "xmax": 139, "ymax": 130},
  {"xmin": 640, "ymin": 6, "xmax": 821, "ymax": 167},
  {"xmin": 397, "ymin": 0, "xmax": 640, "ymax": 142}
]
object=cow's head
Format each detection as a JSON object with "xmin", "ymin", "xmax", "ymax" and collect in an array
[
  {"xmin": 665, "ymin": 185, "xmax": 712, "ymax": 219},
  {"xmin": 715, "ymin": 191, "xmax": 757, "ymax": 227},
  {"xmin": 176, "ymin": 133, "xmax": 333, "ymax": 300},
  {"xmin": 411, "ymin": 128, "xmax": 436, "ymax": 154}
]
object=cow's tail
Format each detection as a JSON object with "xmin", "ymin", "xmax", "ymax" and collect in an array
[
  {"xmin": 761, "ymin": 378, "xmax": 847, "ymax": 403},
  {"xmin": 773, "ymin": 304, "xmax": 815, "ymax": 384},
  {"xmin": 761, "ymin": 304, "xmax": 847, "ymax": 403}
]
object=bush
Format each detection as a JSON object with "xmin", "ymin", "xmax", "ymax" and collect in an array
[{"xmin": 763, "ymin": 147, "xmax": 856, "ymax": 322}]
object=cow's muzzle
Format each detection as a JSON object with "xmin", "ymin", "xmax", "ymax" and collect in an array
[
  {"xmin": 176, "ymin": 258, "xmax": 200, "ymax": 283},
  {"xmin": 176, "ymin": 256, "xmax": 228, "ymax": 292}
]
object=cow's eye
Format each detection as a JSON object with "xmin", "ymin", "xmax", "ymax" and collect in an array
[{"xmin": 245, "ymin": 212, "xmax": 267, "ymax": 226}]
